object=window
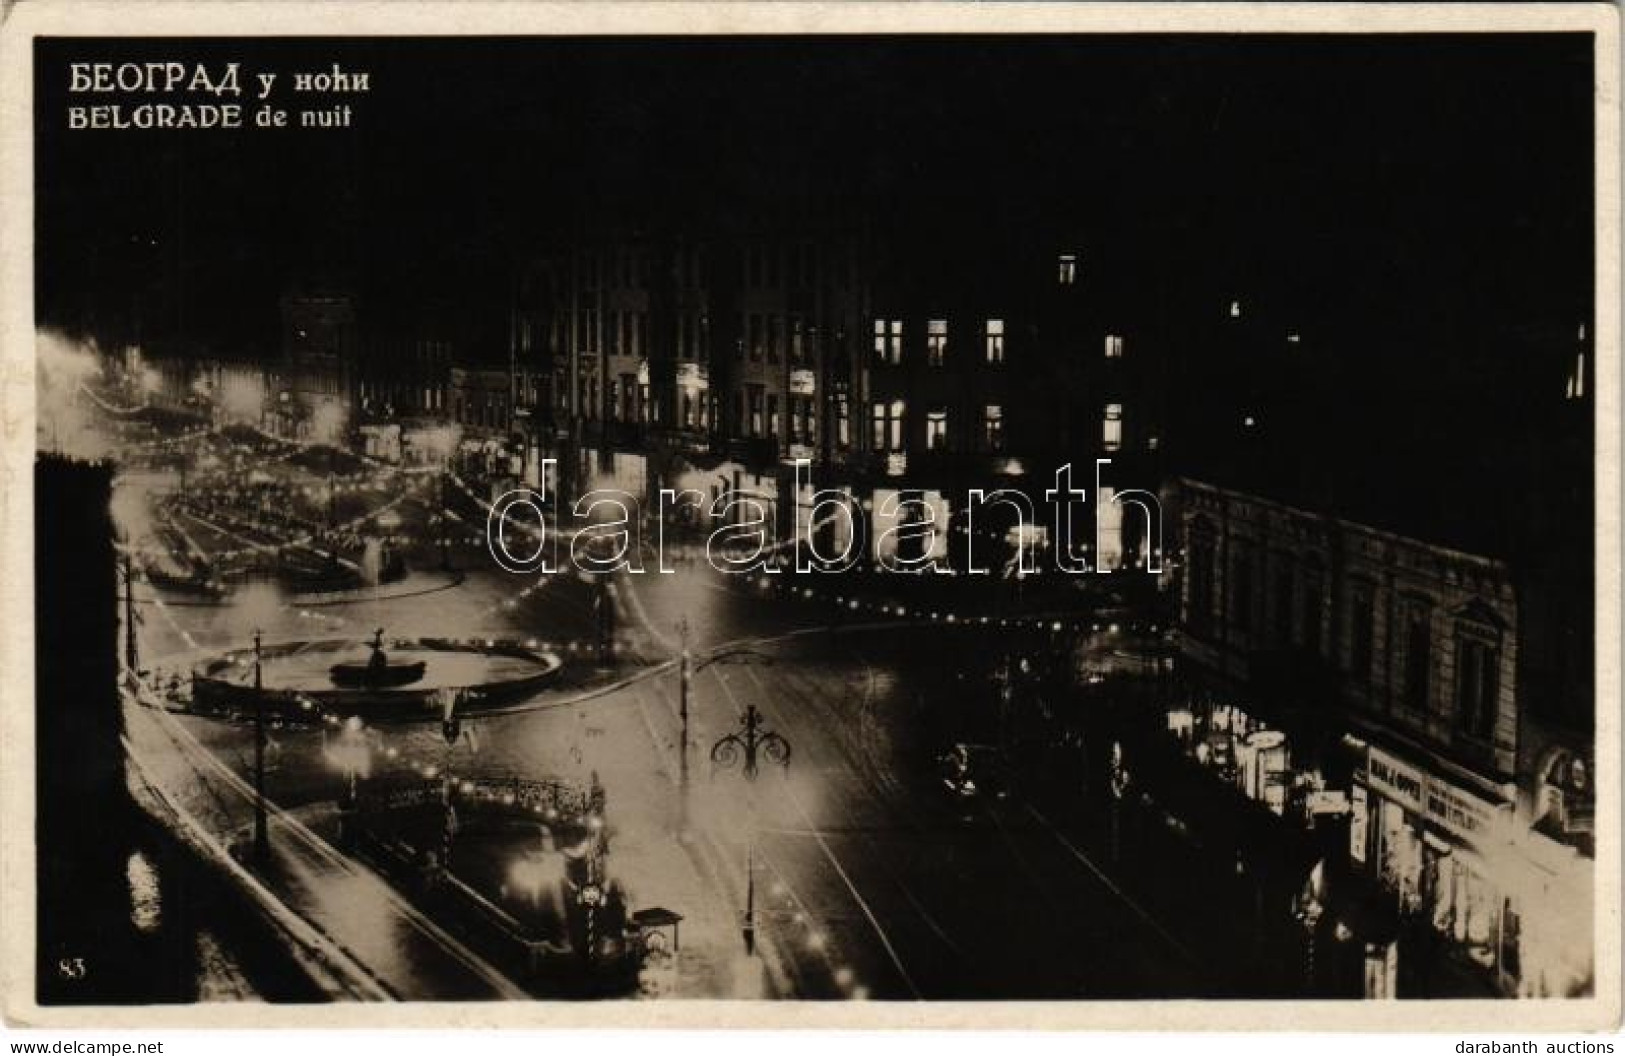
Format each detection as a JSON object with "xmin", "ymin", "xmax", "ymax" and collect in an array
[
  {"xmin": 1456, "ymin": 634, "xmax": 1500, "ymax": 740},
  {"xmin": 1104, "ymin": 334, "xmax": 1124, "ymax": 359},
  {"xmin": 1058, "ymin": 254, "xmax": 1077, "ymax": 285},
  {"xmin": 748, "ymin": 387, "xmax": 764, "ymax": 437},
  {"xmin": 1302, "ymin": 570, "xmax": 1324, "ymax": 655},
  {"xmin": 927, "ymin": 320, "xmax": 948, "ymax": 367},
  {"xmin": 835, "ymin": 394, "xmax": 850, "ymax": 448},
  {"xmin": 983, "ymin": 404, "xmax": 1004, "ymax": 451},
  {"xmin": 871, "ymin": 399, "xmax": 904, "ymax": 451},
  {"xmin": 985, "ymin": 319, "xmax": 1005, "ymax": 364},
  {"xmin": 1350, "ymin": 583, "xmax": 1375, "ymax": 683},
  {"xmin": 926, "ymin": 409, "xmax": 948, "ymax": 451},
  {"xmin": 1102, "ymin": 403, "xmax": 1123, "ymax": 452},
  {"xmin": 766, "ymin": 316, "xmax": 781, "ymax": 364},
  {"xmin": 1274, "ymin": 563, "xmax": 1295, "ymax": 646},
  {"xmin": 767, "ymin": 394, "xmax": 780, "ymax": 438},
  {"xmin": 748, "ymin": 315, "xmax": 764, "ymax": 362},
  {"xmin": 1188, "ymin": 534, "xmax": 1216, "ymax": 636},
  {"xmin": 1402, "ymin": 602, "xmax": 1432, "ymax": 711},
  {"xmin": 1232, "ymin": 551, "xmax": 1254, "ymax": 632},
  {"xmin": 874, "ymin": 319, "xmax": 902, "ymax": 364}
]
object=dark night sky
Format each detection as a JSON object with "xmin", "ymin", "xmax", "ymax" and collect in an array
[{"xmin": 35, "ymin": 34, "xmax": 1594, "ymax": 357}]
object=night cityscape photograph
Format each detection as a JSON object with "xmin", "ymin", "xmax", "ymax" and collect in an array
[{"xmin": 12, "ymin": 15, "xmax": 1612, "ymax": 1023}]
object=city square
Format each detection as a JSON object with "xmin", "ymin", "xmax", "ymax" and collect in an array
[{"xmin": 24, "ymin": 28, "xmax": 1600, "ymax": 1010}]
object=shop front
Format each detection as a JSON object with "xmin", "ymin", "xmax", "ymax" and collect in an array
[{"xmin": 1352, "ymin": 742, "xmax": 1520, "ymax": 994}]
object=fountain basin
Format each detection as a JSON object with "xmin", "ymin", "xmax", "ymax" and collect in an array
[{"xmin": 191, "ymin": 637, "xmax": 563, "ymax": 720}]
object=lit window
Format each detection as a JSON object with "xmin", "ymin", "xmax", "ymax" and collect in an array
[
  {"xmin": 1104, "ymin": 334, "xmax": 1124, "ymax": 359},
  {"xmin": 1058, "ymin": 254, "xmax": 1077, "ymax": 285},
  {"xmin": 926, "ymin": 410, "xmax": 948, "ymax": 451},
  {"xmin": 985, "ymin": 319, "xmax": 1005, "ymax": 364},
  {"xmin": 870, "ymin": 399, "xmax": 905, "ymax": 451},
  {"xmin": 983, "ymin": 404, "xmax": 1004, "ymax": 451},
  {"xmin": 927, "ymin": 320, "xmax": 948, "ymax": 367},
  {"xmin": 1103, "ymin": 403, "xmax": 1122, "ymax": 452},
  {"xmin": 1229, "ymin": 300, "xmax": 1243, "ymax": 318},
  {"xmin": 873, "ymin": 319, "xmax": 903, "ymax": 365}
]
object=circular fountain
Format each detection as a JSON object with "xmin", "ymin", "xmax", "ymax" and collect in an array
[{"xmin": 191, "ymin": 630, "xmax": 563, "ymax": 720}]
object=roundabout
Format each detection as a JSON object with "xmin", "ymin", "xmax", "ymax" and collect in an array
[{"xmin": 191, "ymin": 631, "xmax": 564, "ymax": 720}]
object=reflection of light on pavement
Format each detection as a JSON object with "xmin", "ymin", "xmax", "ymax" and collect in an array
[
  {"xmin": 728, "ymin": 954, "xmax": 768, "ymax": 998},
  {"xmin": 126, "ymin": 850, "xmax": 162, "ymax": 934},
  {"xmin": 507, "ymin": 853, "xmax": 564, "ymax": 903}
]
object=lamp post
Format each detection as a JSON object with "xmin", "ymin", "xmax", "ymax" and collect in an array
[
  {"xmin": 677, "ymin": 632, "xmax": 775, "ymax": 829},
  {"xmin": 252, "ymin": 628, "xmax": 270, "ymax": 864},
  {"xmin": 439, "ymin": 690, "xmax": 464, "ymax": 877},
  {"xmin": 438, "ymin": 463, "xmax": 452, "ymax": 571},
  {"xmin": 710, "ymin": 705, "xmax": 791, "ymax": 956}
]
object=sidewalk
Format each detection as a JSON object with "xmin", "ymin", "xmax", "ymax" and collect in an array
[{"xmin": 122, "ymin": 690, "xmax": 525, "ymax": 1000}]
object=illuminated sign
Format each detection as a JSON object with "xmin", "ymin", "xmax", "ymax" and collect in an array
[
  {"xmin": 677, "ymin": 363, "xmax": 709, "ymax": 391},
  {"xmin": 1366, "ymin": 746, "xmax": 1504, "ymax": 844},
  {"xmin": 1367, "ymin": 747, "xmax": 1427, "ymax": 815},
  {"xmin": 885, "ymin": 452, "xmax": 908, "ymax": 477},
  {"xmin": 1350, "ymin": 785, "xmax": 1368, "ymax": 863},
  {"xmin": 789, "ymin": 368, "xmax": 816, "ymax": 395}
]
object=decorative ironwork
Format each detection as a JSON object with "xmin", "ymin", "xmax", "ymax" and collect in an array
[{"xmin": 710, "ymin": 705, "xmax": 791, "ymax": 780}]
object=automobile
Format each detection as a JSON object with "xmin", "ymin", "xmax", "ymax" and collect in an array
[{"xmin": 936, "ymin": 742, "xmax": 1009, "ymax": 811}]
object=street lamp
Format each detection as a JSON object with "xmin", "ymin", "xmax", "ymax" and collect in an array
[
  {"xmin": 335, "ymin": 714, "xmax": 368, "ymax": 808},
  {"xmin": 676, "ymin": 623, "xmax": 776, "ymax": 826},
  {"xmin": 252, "ymin": 628, "xmax": 269, "ymax": 864},
  {"xmin": 437, "ymin": 688, "xmax": 465, "ymax": 877},
  {"xmin": 710, "ymin": 704, "xmax": 791, "ymax": 956}
]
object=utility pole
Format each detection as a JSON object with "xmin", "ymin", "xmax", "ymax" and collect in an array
[
  {"xmin": 252, "ymin": 628, "xmax": 269, "ymax": 864},
  {"xmin": 678, "ymin": 619, "xmax": 692, "ymax": 817},
  {"xmin": 122, "ymin": 550, "xmax": 139, "ymax": 674}
]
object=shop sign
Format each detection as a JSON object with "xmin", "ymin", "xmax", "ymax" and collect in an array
[
  {"xmin": 1350, "ymin": 785, "xmax": 1368, "ymax": 863},
  {"xmin": 886, "ymin": 452, "xmax": 908, "ymax": 477},
  {"xmin": 1307, "ymin": 789, "xmax": 1350, "ymax": 816},
  {"xmin": 790, "ymin": 368, "xmax": 816, "ymax": 395},
  {"xmin": 1367, "ymin": 747, "xmax": 1427, "ymax": 815},
  {"xmin": 1367, "ymin": 746, "xmax": 1503, "ymax": 844},
  {"xmin": 1425, "ymin": 781, "xmax": 1498, "ymax": 842},
  {"xmin": 677, "ymin": 362, "xmax": 709, "ymax": 391}
]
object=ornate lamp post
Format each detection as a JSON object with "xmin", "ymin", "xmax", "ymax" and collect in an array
[
  {"xmin": 438, "ymin": 689, "xmax": 465, "ymax": 877},
  {"xmin": 676, "ymin": 625, "xmax": 775, "ymax": 827},
  {"xmin": 710, "ymin": 705, "xmax": 790, "ymax": 956}
]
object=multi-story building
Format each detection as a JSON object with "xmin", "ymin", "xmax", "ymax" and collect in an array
[
  {"xmin": 518, "ymin": 226, "xmax": 1165, "ymax": 568},
  {"xmin": 276, "ymin": 289, "xmax": 358, "ymax": 442},
  {"xmin": 1173, "ymin": 464, "xmax": 1593, "ymax": 997}
]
